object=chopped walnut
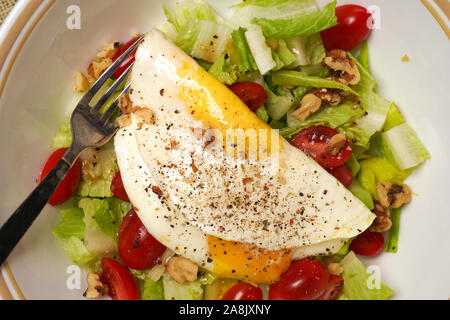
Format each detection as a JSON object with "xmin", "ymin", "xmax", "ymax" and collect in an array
[
  {"xmin": 327, "ymin": 262, "xmax": 344, "ymax": 276},
  {"xmin": 370, "ymin": 200, "xmax": 392, "ymax": 232},
  {"xmin": 118, "ymin": 93, "xmax": 132, "ymax": 114},
  {"xmin": 116, "ymin": 114, "xmax": 131, "ymax": 128},
  {"xmin": 73, "ymin": 71, "xmax": 89, "ymax": 93},
  {"xmin": 376, "ymin": 181, "xmax": 412, "ymax": 209},
  {"xmin": 310, "ymin": 87, "xmax": 348, "ymax": 107},
  {"xmin": 84, "ymin": 272, "xmax": 108, "ymax": 299},
  {"xmin": 87, "ymin": 58, "xmax": 113, "ymax": 81},
  {"xmin": 166, "ymin": 256, "xmax": 199, "ymax": 284},
  {"xmin": 323, "ymin": 49, "xmax": 360, "ymax": 85},
  {"xmin": 291, "ymin": 93, "xmax": 322, "ymax": 121},
  {"xmin": 97, "ymin": 41, "xmax": 121, "ymax": 59},
  {"xmin": 133, "ymin": 106, "xmax": 155, "ymax": 125},
  {"xmin": 325, "ymin": 133, "xmax": 348, "ymax": 156}
]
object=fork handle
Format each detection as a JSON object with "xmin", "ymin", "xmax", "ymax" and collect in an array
[{"xmin": 0, "ymin": 147, "xmax": 81, "ymax": 266}]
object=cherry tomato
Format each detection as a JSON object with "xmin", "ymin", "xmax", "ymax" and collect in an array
[
  {"xmin": 111, "ymin": 171, "xmax": 130, "ymax": 202},
  {"xmin": 321, "ymin": 4, "xmax": 373, "ymax": 51},
  {"xmin": 101, "ymin": 258, "xmax": 140, "ymax": 300},
  {"xmin": 221, "ymin": 282, "xmax": 263, "ymax": 300},
  {"xmin": 40, "ymin": 148, "xmax": 82, "ymax": 206},
  {"xmin": 118, "ymin": 209, "xmax": 166, "ymax": 270},
  {"xmin": 319, "ymin": 275, "xmax": 344, "ymax": 300},
  {"xmin": 228, "ymin": 82, "xmax": 268, "ymax": 112},
  {"xmin": 291, "ymin": 126, "xmax": 352, "ymax": 169},
  {"xmin": 269, "ymin": 258, "xmax": 329, "ymax": 300},
  {"xmin": 112, "ymin": 36, "xmax": 141, "ymax": 79},
  {"xmin": 328, "ymin": 165, "xmax": 353, "ymax": 188},
  {"xmin": 350, "ymin": 230, "xmax": 385, "ymax": 257}
]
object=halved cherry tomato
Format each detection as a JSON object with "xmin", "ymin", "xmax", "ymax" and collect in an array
[
  {"xmin": 291, "ymin": 126, "xmax": 352, "ymax": 169},
  {"xmin": 228, "ymin": 82, "xmax": 268, "ymax": 112},
  {"xmin": 328, "ymin": 165, "xmax": 353, "ymax": 188},
  {"xmin": 269, "ymin": 258, "xmax": 329, "ymax": 300},
  {"xmin": 350, "ymin": 230, "xmax": 385, "ymax": 257},
  {"xmin": 118, "ymin": 209, "xmax": 166, "ymax": 270},
  {"xmin": 112, "ymin": 36, "xmax": 141, "ymax": 79},
  {"xmin": 321, "ymin": 4, "xmax": 373, "ymax": 51},
  {"xmin": 101, "ymin": 258, "xmax": 140, "ymax": 300},
  {"xmin": 40, "ymin": 148, "xmax": 82, "ymax": 206},
  {"xmin": 111, "ymin": 171, "xmax": 130, "ymax": 202},
  {"xmin": 319, "ymin": 275, "xmax": 344, "ymax": 300},
  {"xmin": 222, "ymin": 282, "xmax": 263, "ymax": 300}
]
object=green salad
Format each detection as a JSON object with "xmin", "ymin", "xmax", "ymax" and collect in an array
[{"xmin": 48, "ymin": 0, "xmax": 430, "ymax": 300}]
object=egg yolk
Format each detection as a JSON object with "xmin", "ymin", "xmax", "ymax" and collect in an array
[{"xmin": 208, "ymin": 236, "xmax": 292, "ymax": 284}]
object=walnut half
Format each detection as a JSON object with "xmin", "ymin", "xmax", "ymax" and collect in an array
[
  {"xmin": 322, "ymin": 49, "xmax": 361, "ymax": 86},
  {"xmin": 370, "ymin": 201, "xmax": 392, "ymax": 233},
  {"xmin": 376, "ymin": 181, "xmax": 412, "ymax": 209},
  {"xmin": 291, "ymin": 93, "xmax": 322, "ymax": 121},
  {"xmin": 325, "ymin": 133, "xmax": 348, "ymax": 156},
  {"xmin": 166, "ymin": 256, "xmax": 198, "ymax": 284},
  {"xmin": 84, "ymin": 272, "xmax": 108, "ymax": 299}
]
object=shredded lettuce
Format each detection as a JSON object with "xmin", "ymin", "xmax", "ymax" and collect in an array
[
  {"xmin": 208, "ymin": 54, "xmax": 238, "ymax": 85},
  {"xmin": 271, "ymin": 70, "xmax": 359, "ymax": 96},
  {"xmin": 231, "ymin": 28, "xmax": 258, "ymax": 73},
  {"xmin": 282, "ymin": 100, "xmax": 366, "ymax": 138},
  {"xmin": 357, "ymin": 157, "xmax": 411, "ymax": 198},
  {"xmin": 52, "ymin": 123, "xmax": 72, "ymax": 148},
  {"xmin": 77, "ymin": 145, "xmax": 117, "ymax": 198},
  {"xmin": 61, "ymin": 236, "xmax": 96, "ymax": 266},
  {"xmin": 253, "ymin": 1, "xmax": 337, "ymax": 38},
  {"xmin": 255, "ymin": 105, "xmax": 270, "ymax": 123},
  {"xmin": 78, "ymin": 198, "xmax": 130, "ymax": 242},
  {"xmin": 142, "ymin": 278, "xmax": 164, "ymax": 300},
  {"xmin": 386, "ymin": 208, "xmax": 401, "ymax": 253},
  {"xmin": 272, "ymin": 39, "xmax": 296, "ymax": 67},
  {"xmin": 340, "ymin": 251, "xmax": 394, "ymax": 300},
  {"xmin": 264, "ymin": 84, "xmax": 295, "ymax": 121},
  {"xmin": 382, "ymin": 123, "xmax": 430, "ymax": 170},
  {"xmin": 245, "ymin": 25, "xmax": 276, "ymax": 75},
  {"xmin": 346, "ymin": 154, "xmax": 361, "ymax": 177},
  {"xmin": 162, "ymin": 272, "xmax": 204, "ymax": 300},
  {"xmin": 164, "ymin": 0, "xmax": 216, "ymax": 32},
  {"xmin": 53, "ymin": 208, "xmax": 85, "ymax": 240},
  {"xmin": 349, "ymin": 180, "xmax": 374, "ymax": 210}
]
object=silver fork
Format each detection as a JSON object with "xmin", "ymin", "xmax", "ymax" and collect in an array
[{"xmin": 0, "ymin": 34, "xmax": 145, "ymax": 265}]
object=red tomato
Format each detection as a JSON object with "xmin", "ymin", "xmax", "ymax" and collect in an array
[
  {"xmin": 350, "ymin": 230, "xmax": 385, "ymax": 257},
  {"xmin": 328, "ymin": 165, "xmax": 353, "ymax": 188},
  {"xmin": 118, "ymin": 209, "xmax": 166, "ymax": 270},
  {"xmin": 40, "ymin": 148, "xmax": 82, "ymax": 206},
  {"xmin": 228, "ymin": 82, "xmax": 268, "ymax": 112},
  {"xmin": 111, "ymin": 171, "xmax": 130, "ymax": 203},
  {"xmin": 291, "ymin": 126, "xmax": 352, "ymax": 169},
  {"xmin": 269, "ymin": 258, "xmax": 329, "ymax": 300},
  {"xmin": 112, "ymin": 36, "xmax": 141, "ymax": 79},
  {"xmin": 319, "ymin": 275, "xmax": 344, "ymax": 300},
  {"xmin": 101, "ymin": 258, "xmax": 140, "ymax": 300},
  {"xmin": 321, "ymin": 4, "xmax": 373, "ymax": 51},
  {"xmin": 222, "ymin": 282, "xmax": 263, "ymax": 300}
]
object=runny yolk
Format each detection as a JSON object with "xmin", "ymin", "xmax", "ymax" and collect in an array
[{"xmin": 208, "ymin": 236, "xmax": 292, "ymax": 285}]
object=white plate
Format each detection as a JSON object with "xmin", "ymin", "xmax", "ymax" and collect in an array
[{"xmin": 0, "ymin": 0, "xmax": 449, "ymax": 300}]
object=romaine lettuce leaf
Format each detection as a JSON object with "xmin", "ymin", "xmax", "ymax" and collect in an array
[
  {"xmin": 53, "ymin": 208, "xmax": 85, "ymax": 240},
  {"xmin": 142, "ymin": 278, "xmax": 164, "ymax": 300},
  {"xmin": 162, "ymin": 272, "xmax": 204, "ymax": 300},
  {"xmin": 382, "ymin": 123, "xmax": 430, "ymax": 170},
  {"xmin": 61, "ymin": 236, "xmax": 96, "ymax": 266},
  {"xmin": 253, "ymin": 1, "xmax": 337, "ymax": 38},
  {"xmin": 357, "ymin": 40, "xmax": 370, "ymax": 72},
  {"xmin": 231, "ymin": 27, "xmax": 258, "ymax": 73},
  {"xmin": 349, "ymin": 180, "xmax": 374, "ymax": 210},
  {"xmin": 385, "ymin": 208, "xmax": 401, "ymax": 253},
  {"xmin": 208, "ymin": 54, "xmax": 238, "ymax": 85},
  {"xmin": 357, "ymin": 157, "xmax": 411, "ymax": 198},
  {"xmin": 52, "ymin": 123, "xmax": 72, "ymax": 148},
  {"xmin": 340, "ymin": 251, "xmax": 394, "ymax": 300},
  {"xmin": 245, "ymin": 25, "xmax": 276, "ymax": 75},
  {"xmin": 383, "ymin": 104, "xmax": 405, "ymax": 131},
  {"xmin": 164, "ymin": 0, "xmax": 216, "ymax": 31}
]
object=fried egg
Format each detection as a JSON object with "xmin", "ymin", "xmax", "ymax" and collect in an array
[{"xmin": 114, "ymin": 30, "xmax": 375, "ymax": 284}]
